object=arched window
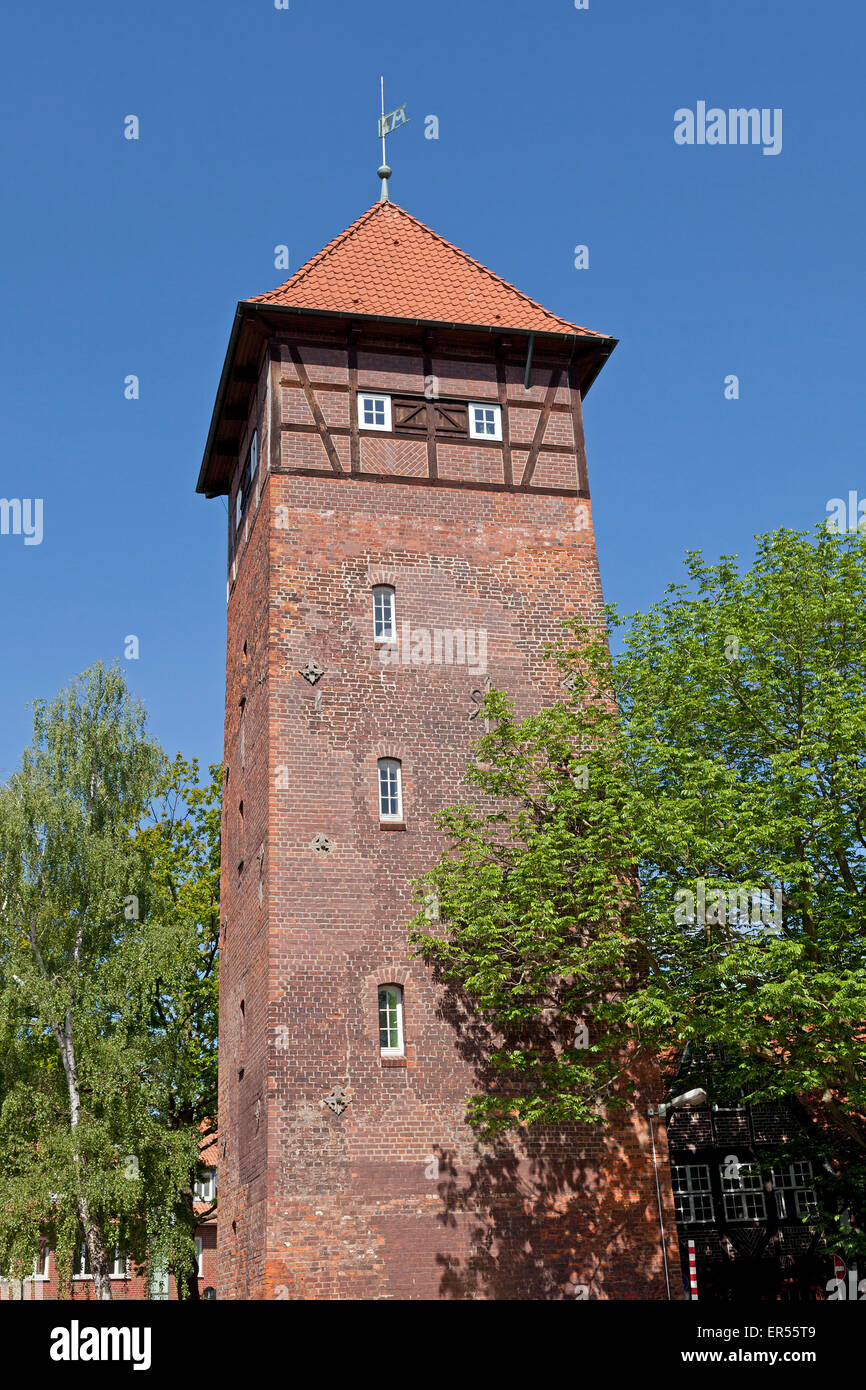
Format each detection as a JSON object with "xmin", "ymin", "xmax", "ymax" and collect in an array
[
  {"xmin": 377, "ymin": 758, "xmax": 402, "ymax": 822},
  {"xmin": 378, "ymin": 985, "xmax": 404, "ymax": 1056},
  {"xmin": 372, "ymin": 585, "xmax": 396, "ymax": 642}
]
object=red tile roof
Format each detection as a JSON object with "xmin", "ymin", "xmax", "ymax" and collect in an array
[{"xmin": 247, "ymin": 201, "xmax": 604, "ymax": 337}]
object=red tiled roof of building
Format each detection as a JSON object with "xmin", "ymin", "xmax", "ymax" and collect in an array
[
  {"xmin": 247, "ymin": 201, "xmax": 605, "ymax": 337},
  {"xmin": 199, "ymin": 1130, "xmax": 218, "ymax": 1167}
]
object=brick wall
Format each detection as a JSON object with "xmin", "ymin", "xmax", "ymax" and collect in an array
[{"xmin": 217, "ymin": 328, "xmax": 681, "ymax": 1300}]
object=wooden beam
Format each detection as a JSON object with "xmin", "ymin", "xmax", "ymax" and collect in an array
[
  {"xmin": 279, "ymin": 377, "xmax": 571, "ymax": 413},
  {"xmin": 269, "ymin": 331, "xmax": 582, "ymax": 371},
  {"xmin": 496, "ymin": 357, "xmax": 512, "ymax": 486},
  {"xmin": 269, "ymin": 345, "xmax": 281, "ymax": 479},
  {"xmin": 422, "ymin": 349, "xmax": 437, "ymax": 479},
  {"xmin": 519, "ymin": 367, "xmax": 563, "ymax": 489},
  {"xmin": 568, "ymin": 362, "xmax": 589, "ymax": 493},
  {"xmin": 347, "ymin": 342, "xmax": 360, "ymax": 473},
  {"xmin": 276, "ymin": 421, "xmax": 578, "ymax": 453},
  {"xmin": 280, "ymin": 377, "xmax": 347, "ymax": 393},
  {"xmin": 287, "ymin": 345, "xmax": 343, "ymax": 474},
  {"xmin": 272, "ymin": 464, "xmax": 583, "ymax": 500}
]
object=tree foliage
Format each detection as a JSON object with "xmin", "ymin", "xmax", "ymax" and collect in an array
[
  {"xmin": 410, "ymin": 527, "xmax": 866, "ymax": 1253},
  {"xmin": 134, "ymin": 753, "xmax": 221, "ymax": 1299},
  {"xmin": 0, "ymin": 664, "xmax": 220, "ymax": 1297}
]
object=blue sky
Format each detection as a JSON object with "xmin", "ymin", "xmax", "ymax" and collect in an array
[{"xmin": 0, "ymin": 0, "xmax": 862, "ymax": 777}]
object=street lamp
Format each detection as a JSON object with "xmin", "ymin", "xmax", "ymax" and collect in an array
[{"xmin": 650, "ymin": 1087, "xmax": 708, "ymax": 1120}]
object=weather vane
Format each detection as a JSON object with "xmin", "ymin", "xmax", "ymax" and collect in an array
[{"xmin": 377, "ymin": 76, "xmax": 409, "ymax": 202}]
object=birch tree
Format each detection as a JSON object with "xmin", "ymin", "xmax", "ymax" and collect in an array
[{"xmin": 0, "ymin": 664, "xmax": 164, "ymax": 1297}]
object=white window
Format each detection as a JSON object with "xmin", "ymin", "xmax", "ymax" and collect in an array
[
  {"xmin": 378, "ymin": 985, "xmax": 404, "ymax": 1056},
  {"xmin": 372, "ymin": 586, "xmax": 396, "ymax": 641},
  {"xmin": 195, "ymin": 1236, "xmax": 203, "ymax": 1277},
  {"xmin": 378, "ymin": 758, "xmax": 402, "ymax": 821},
  {"xmin": 359, "ymin": 393, "xmax": 392, "ymax": 431},
  {"xmin": 720, "ymin": 1162, "xmax": 766, "ymax": 1222},
  {"xmin": 76, "ymin": 1246, "xmax": 128, "ymax": 1279},
  {"xmin": 772, "ymin": 1162, "xmax": 818, "ymax": 1219},
  {"xmin": 468, "ymin": 402, "xmax": 502, "ymax": 440},
  {"xmin": 33, "ymin": 1246, "xmax": 50, "ymax": 1279},
  {"xmin": 671, "ymin": 1165, "xmax": 714, "ymax": 1224},
  {"xmin": 193, "ymin": 1169, "xmax": 217, "ymax": 1204},
  {"xmin": 249, "ymin": 429, "xmax": 258, "ymax": 482}
]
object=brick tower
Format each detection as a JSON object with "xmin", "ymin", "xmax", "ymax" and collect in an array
[{"xmin": 197, "ymin": 198, "xmax": 681, "ymax": 1300}]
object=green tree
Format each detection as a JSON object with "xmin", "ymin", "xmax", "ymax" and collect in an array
[
  {"xmin": 134, "ymin": 755, "xmax": 221, "ymax": 1299},
  {"xmin": 0, "ymin": 665, "xmax": 221, "ymax": 1298},
  {"xmin": 410, "ymin": 526, "xmax": 866, "ymax": 1253}
]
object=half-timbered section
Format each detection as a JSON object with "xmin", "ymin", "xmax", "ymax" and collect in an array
[{"xmin": 198, "ymin": 200, "xmax": 682, "ymax": 1301}]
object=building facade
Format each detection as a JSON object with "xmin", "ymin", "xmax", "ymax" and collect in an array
[
  {"xmin": 197, "ymin": 199, "xmax": 682, "ymax": 1299},
  {"xmin": 668, "ymin": 1102, "xmax": 828, "ymax": 1301},
  {"xmin": 1, "ymin": 1170, "xmax": 218, "ymax": 1302}
]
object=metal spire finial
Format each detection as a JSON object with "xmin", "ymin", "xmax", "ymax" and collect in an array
[{"xmin": 377, "ymin": 76, "xmax": 409, "ymax": 202}]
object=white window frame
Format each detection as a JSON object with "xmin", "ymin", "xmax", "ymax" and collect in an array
[
  {"xmin": 377, "ymin": 758, "xmax": 403, "ymax": 822},
  {"xmin": 670, "ymin": 1164, "xmax": 714, "ymax": 1224},
  {"xmin": 720, "ymin": 1161, "xmax": 766, "ymax": 1223},
  {"xmin": 358, "ymin": 393, "xmax": 392, "ymax": 432},
  {"xmin": 74, "ymin": 1246, "xmax": 129, "ymax": 1280},
  {"xmin": 249, "ymin": 428, "xmax": 258, "ymax": 483},
  {"xmin": 772, "ymin": 1161, "xmax": 818, "ymax": 1219},
  {"xmin": 33, "ymin": 1246, "xmax": 50, "ymax": 1280},
  {"xmin": 193, "ymin": 1169, "xmax": 217, "ymax": 1204},
  {"xmin": 378, "ymin": 985, "xmax": 405, "ymax": 1057},
  {"xmin": 468, "ymin": 402, "xmax": 502, "ymax": 441},
  {"xmin": 372, "ymin": 585, "xmax": 396, "ymax": 642},
  {"xmin": 195, "ymin": 1236, "xmax": 203, "ymax": 1277}
]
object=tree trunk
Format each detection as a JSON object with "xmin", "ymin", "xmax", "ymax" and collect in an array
[
  {"xmin": 78, "ymin": 1200, "xmax": 113, "ymax": 1301},
  {"xmin": 57, "ymin": 1003, "xmax": 113, "ymax": 1300}
]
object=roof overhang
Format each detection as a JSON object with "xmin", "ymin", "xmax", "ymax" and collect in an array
[{"xmin": 196, "ymin": 301, "xmax": 617, "ymax": 497}]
